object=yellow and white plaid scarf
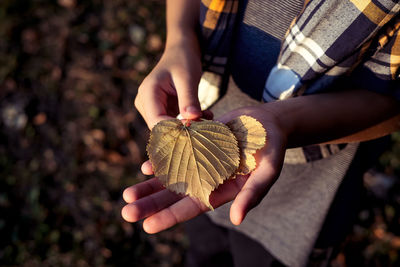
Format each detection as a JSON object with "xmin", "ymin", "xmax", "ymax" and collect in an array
[{"xmin": 200, "ymin": 0, "xmax": 400, "ymax": 100}]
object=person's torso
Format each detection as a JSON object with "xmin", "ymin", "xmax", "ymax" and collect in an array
[{"xmin": 230, "ymin": 0, "xmax": 304, "ymax": 100}]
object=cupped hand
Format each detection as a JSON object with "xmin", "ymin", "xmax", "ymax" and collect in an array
[
  {"xmin": 122, "ymin": 105, "xmax": 288, "ymax": 233},
  {"xmin": 134, "ymin": 41, "xmax": 206, "ymax": 129}
]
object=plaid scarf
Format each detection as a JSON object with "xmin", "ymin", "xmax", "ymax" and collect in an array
[{"xmin": 200, "ymin": 0, "xmax": 400, "ymax": 102}]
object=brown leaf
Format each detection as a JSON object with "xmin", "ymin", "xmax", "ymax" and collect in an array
[
  {"xmin": 226, "ymin": 115, "xmax": 266, "ymax": 175},
  {"xmin": 147, "ymin": 119, "xmax": 240, "ymax": 209}
]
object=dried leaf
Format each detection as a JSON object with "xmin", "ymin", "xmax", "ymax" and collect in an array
[
  {"xmin": 147, "ymin": 119, "xmax": 240, "ymax": 209},
  {"xmin": 226, "ymin": 115, "xmax": 266, "ymax": 175}
]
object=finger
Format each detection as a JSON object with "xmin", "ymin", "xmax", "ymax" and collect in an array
[
  {"xmin": 209, "ymin": 174, "xmax": 248, "ymax": 207},
  {"xmin": 142, "ymin": 175, "xmax": 249, "ymax": 234},
  {"xmin": 134, "ymin": 94, "xmax": 147, "ymax": 123},
  {"xmin": 139, "ymin": 83, "xmax": 175, "ymax": 129},
  {"xmin": 122, "ymin": 178, "xmax": 164, "ymax": 203},
  {"xmin": 141, "ymin": 160, "xmax": 154, "ymax": 175},
  {"xmin": 173, "ymin": 73, "xmax": 202, "ymax": 120},
  {"xmin": 142, "ymin": 195, "xmax": 207, "ymax": 233},
  {"xmin": 229, "ymin": 159, "xmax": 277, "ymax": 225},
  {"xmin": 216, "ymin": 108, "xmax": 249, "ymax": 124},
  {"xmin": 122, "ymin": 189, "xmax": 182, "ymax": 223}
]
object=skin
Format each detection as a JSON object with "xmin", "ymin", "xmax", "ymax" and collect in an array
[
  {"xmin": 122, "ymin": 0, "xmax": 400, "ymax": 234},
  {"xmin": 134, "ymin": 0, "xmax": 203, "ymax": 129}
]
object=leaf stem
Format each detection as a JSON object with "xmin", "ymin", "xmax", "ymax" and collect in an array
[{"xmin": 184, "ymin": 119, "xmax": 192, "ymax": 127}]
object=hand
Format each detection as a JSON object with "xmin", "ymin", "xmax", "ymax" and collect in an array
[
  {"xmin": 121, "ymin": 105, "xmax": 288, "ymax": 233},
  {"xmin": 134, "ymin": 40, "xmax": 207, "ymax": 129}
]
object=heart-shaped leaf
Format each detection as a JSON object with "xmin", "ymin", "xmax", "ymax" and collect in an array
[
  {"xmin": 226, "ymin": 115, "xmax": 266, "ymax": 175},
  {"xmin": 147, "ymin": 119, "xmax": 240, "ymax": 209}
]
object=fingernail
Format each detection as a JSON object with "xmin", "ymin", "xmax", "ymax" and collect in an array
[{"xmin": 185, "ymin": 106, "xmax": 201, "ymax": 114}]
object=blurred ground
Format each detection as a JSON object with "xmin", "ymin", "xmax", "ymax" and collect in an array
[{"xmin": 0, "ymin": 1, "xmax": 399, "ymax": 266}]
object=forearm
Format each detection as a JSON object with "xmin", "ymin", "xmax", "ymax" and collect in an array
[
  {"xmin": 165, "ymin": 0, "xmax": 201, "ymax": 49},
  {"xmin": 263, "ymin": 89, "xmax": 400, "ymax": 148}
]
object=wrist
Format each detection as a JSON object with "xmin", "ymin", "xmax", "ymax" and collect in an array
[
  {"xmin": 165, "ymin": 0, "xmax": 200, "ymax": 48},
  {"xmin": 260, "ymin": 102, "xmax": 295, "ymax": 148},
  {"xmin": 163, "ymin": 32, "xmax": 202, "ymax": 65},
  {"xmin": 165, "ymin": 27, "xmax": 200, "ymax": 49}
]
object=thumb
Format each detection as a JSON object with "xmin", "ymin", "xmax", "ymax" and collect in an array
[
  {"xmin": 229, "ymin": 158, "xmax": 278, "ymax": 225},
  {"xmin": 216, "ymin": 107, "xmax": 253, "ymax": 124},
  {"xmin": 173, "ymin": 74, "xmax": 202, "ymax": 120}
]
